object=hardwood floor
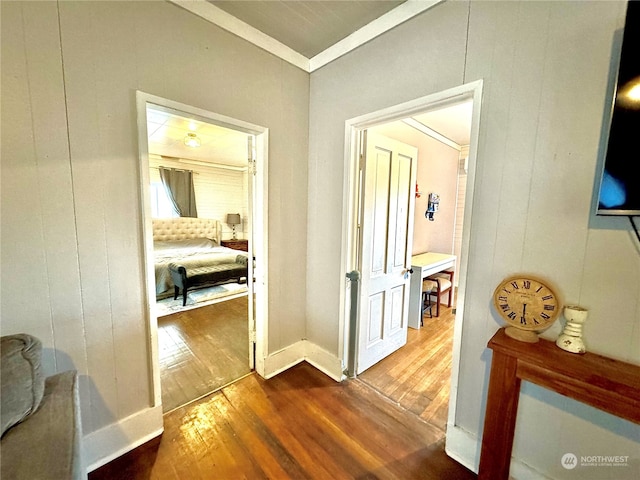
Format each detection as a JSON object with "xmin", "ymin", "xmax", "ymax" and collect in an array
[
  {"xmin": 89, "ymin": 361, "xmax": 475, "ymax": 480},
  {"xmin": 358, "ymin": 304, "xmax": 456, "ymax": 432},
  {"xmin": 90, "ymin": 299, "xmax": 474, "ymax": 479},
  {"xmin": 158, "ymin": 296, "xmax": 250, "ymax": 412}
]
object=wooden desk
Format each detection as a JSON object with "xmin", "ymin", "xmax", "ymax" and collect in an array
[
  {"xmin": 478, "ymin": 328, "xmax": 640, "ymax": 480},
  {"xmin": 408, "ymin": 252, "xmax": 456, "ymax": 329}
]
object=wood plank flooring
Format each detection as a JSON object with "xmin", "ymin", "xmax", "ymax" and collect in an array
[
  {"xmin": 358, "ymin": 304, "xmax": 456, "ymax": 432},
  {"xmin": 89, "ymin": 361, "xmax": 475, "ymax": 480},
  {"xmin": 158, "ymin": 296, "xmax": 250, "ymax": 412}
]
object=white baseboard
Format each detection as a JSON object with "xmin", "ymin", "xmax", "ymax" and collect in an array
[
  {"xmin": 445, "ymin": 423, "xmax": 480, "ymax": 473},
  {"xmin": 303, "ymin": 341, "xmax": 345, "ymax": 381},
  {"xmin": 263, "ymin": 340, "xmax": 344, "ymax": 381},
  {"xmin": 263, "ymin": 340, "xmax": 306, "ymax": 379},
  {"xmin": 445, "ymin": 424, "xmax": 550, "ymax": 479},
  {"xmin": 83, "ymin": 405, "xmax": 164, "ymax": 473}
]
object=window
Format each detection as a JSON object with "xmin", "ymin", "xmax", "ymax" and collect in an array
[{"xmin": 150, "ymin": 182, "xmax": 178, "ymax": 218}]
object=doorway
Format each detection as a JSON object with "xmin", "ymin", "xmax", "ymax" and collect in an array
[
  {"xmin": 136, "ymin": 92, "xmax": 269, "ymax": 411},
  {"xmin": 342, "ymin": 81, "xmax": 483, "ymax": 432}
]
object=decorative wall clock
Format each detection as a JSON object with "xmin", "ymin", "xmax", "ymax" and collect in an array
[{"xmin": 492, "ymin": 275, "xmax": 561, "ymax": 343}]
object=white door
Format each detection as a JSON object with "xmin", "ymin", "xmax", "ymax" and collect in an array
[{"xmin": 357, "ymin": 131, "xmax": 418, "ymax": 374}]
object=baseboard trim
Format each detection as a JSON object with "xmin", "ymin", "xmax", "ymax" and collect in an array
[
  {"xmin": 445, "ymin": 424, "xmax": 551, "ymax": 479},
  {"xmin": 263, "ymin": 340, "xmax": 306, "ymax": 379},
  {"xmin": 445, "ymin": 424, "xmax": 480, "ymax": 473},
  {"xmin": 304, "ymin": 341, "xmax": 344, "ymax": 381},
  {"xmin": 263, "ymin": 340, "xmax": 344, "ymax": 381},
  {"xmin": 83, "ymin": 405, "xmax": 164, "ymax": 473}
]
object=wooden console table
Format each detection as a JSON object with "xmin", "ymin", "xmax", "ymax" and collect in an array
[{"xmin": 478, "ymin": 328, "xmax": 640, "ymax": 479}]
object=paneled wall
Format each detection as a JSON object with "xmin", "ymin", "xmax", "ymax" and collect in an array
[
  {"xmin": 308, "ymin": 1, "xmax": 639, "ymax": 478},
  {"xmin": 148, "ymin": 156, "xmax": 249, "ymax": 239},
  {"xmin": 1, "ymin": 0, "xmax": 309, "ymax": 465}
]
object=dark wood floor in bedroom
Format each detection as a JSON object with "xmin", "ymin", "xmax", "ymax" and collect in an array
[
  {"xmin": 90, "ymin": 304, "xmax": 474, "ymax": 479},
  {"xmin": 158, "ymin": 295, "xmax": 250, "ymax": 412}
]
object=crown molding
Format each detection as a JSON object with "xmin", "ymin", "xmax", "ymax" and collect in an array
[
  {"xmin": 309, "ymin": 0, "xmax": 443, "ymax": 72},
  {"xmin": 168, "ymin": 0, "xmax": 310, "ymax": 71},
  {"xmin": 168, "ymin": 0, "xmax": 444, "ymax": 73}
]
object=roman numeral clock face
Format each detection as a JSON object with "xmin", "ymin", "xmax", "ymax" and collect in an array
[{"xmin": 492, "ymin": 276, "xmax": 561, "ymax": 332}]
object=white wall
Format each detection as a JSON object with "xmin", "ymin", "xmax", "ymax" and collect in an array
[
  {"xmin": 307, "ymin": 1, "xmax": 639, "ymax": 478},
  {"xmin": 1, "ymin": 0, "xmax": 309, "ymax": 468}
]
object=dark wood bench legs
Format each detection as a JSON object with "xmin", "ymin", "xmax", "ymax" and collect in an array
[{"xmin": 174, "ymin": 276, "xmax": 245, "ymax": 307}]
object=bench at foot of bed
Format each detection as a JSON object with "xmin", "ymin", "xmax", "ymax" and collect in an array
[{"xmin": 169, "ymin": 263, "xmax": 248, "ymax": 306}]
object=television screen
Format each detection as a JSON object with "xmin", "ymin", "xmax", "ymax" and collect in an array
[{"xmin": 597, "ymin": 1, "xmax": 640, "ymax": 216}]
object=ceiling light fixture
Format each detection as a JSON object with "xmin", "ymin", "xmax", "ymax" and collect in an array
[{"xmin": 184, "ymin": 132, "xmax": 201, "ymax": 147}]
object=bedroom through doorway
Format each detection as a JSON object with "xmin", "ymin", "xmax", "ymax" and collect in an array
[{"xmin": 136, "ymin": 93, "xmax": 269, "ymax": 413}]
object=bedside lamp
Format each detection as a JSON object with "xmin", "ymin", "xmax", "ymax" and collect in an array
[{"xmin": 226, "ymin": 213, "xmax": 241, "ymax": 240}]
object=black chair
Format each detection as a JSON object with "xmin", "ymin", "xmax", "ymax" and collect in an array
[{"xmin": 421, "ymin": 278, "xmax": 438, "ymax": 325}]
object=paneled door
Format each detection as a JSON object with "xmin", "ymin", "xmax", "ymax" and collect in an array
[{"xmin": 357, "ymin": 131, "xmax": 418, "ymax": 374}]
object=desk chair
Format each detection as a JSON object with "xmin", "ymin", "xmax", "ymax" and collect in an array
[
  {"xmin": 421, "ymin": 279, "xmax": 438, "ymax": 325},
  {"xmin": 426, "ymin": 270, "xmax": 454, "ymax": 317}
]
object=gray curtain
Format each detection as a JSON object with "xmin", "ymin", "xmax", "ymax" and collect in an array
[{"xmin": 159, "ymin": 167, "xmax": 198, "ymax": 218}]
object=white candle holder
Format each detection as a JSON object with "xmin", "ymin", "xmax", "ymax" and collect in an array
[{"xmin": 556, "ymin": 305, "xmax": 588, "ymax": 354}]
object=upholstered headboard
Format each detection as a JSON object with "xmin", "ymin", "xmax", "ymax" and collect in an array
[{"xmin": 152, "ymin": 218, "xmax": 221, "ymax": 244}]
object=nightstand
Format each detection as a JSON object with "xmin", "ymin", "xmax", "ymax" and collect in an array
[{"xmin": 221, "ymin": 239, "xmax": 249, "ymax": 252}]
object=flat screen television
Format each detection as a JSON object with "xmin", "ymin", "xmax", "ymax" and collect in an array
[{"xmin": 596, "ymin": 1, "xmax": 640, "ymax": 216}]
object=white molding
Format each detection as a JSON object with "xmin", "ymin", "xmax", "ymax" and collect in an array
[
  {"xmin": 309, "ymin": 0, "xmax": 444, "ymax": 72},
  {"xmin": 446, "ymin": 80, "xmax": 484, "ymax": 432},
  {"xmin": 84, "ymin": 406, "xmax": 163, "ymax": 472},
  {"xmin": 304, "ymin": 341, "xmax": 345, "ymax": 382},
  {"xmin": 343, "ymin": 80, "xmax": 486, "ymax": 470},
  {"xmin": 402, "ymin": 118, "xmax": 462, "ymax": 151},
  {"xmin": 445, "ymin": 424, "xmax": 480, "ymax": 473},
  {"xmin": 445, "ymin": 424, "xmax": 551, "ymax": 480},
  {"xmin": 136, "ymin": 90, "xmax": 270, "ymax": 397},
  {"xmin": 262, "ymin": 340, "xmax": 344, "ymax": 381},
  {"xmin": 168, "ymin": 0, "xmax": 444, "ymax": 74},
  {"xmin": 168, "ymin": 0, "xmax": 309, "ymax": 71},
  {"xmin": 263, "ymin": 340, "xmax": 306, "ymax": 379}
]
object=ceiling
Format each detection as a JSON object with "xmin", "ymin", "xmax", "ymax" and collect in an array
[
  {"xmin": 413, "ymin": 101, "xmax": 473, "ymax": 146},
  {"xmin": 170, "ymin": 0, "xmax": 442, "ymax": 71},
  {"xmin": 149, "ymin": 1, "xmax": 471, "ymax": 163},
  {"xmin": 146, "ymin": 101, "xmax": 472, "ymax": 167},
  {"xmin": 146, "ymin": 106, "xmax": 250, "ymax": 166},
  {"xmin": 209, "ymin": 0, "xmax": 405, "ymax": 58}
]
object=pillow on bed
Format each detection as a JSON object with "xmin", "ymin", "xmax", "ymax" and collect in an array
[{"xmin": 154, "ymin": 238, "xmax": 218, "ymax": 251}]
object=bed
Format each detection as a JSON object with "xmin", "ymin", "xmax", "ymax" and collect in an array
[{"xmin": 153, "ymin": 218, "xmax": 248, "ymax": 303}]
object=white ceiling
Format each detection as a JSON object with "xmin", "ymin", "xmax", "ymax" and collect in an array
[
  {"xmin": 413, "ymin": 101, "xmax": 473, "ymax": 146},
  {"xmin": 170, "ymin": 0, "xmax": 442, "ymax": 71},
  {"xmin": 146, "ymin": 101, "xmax": 472, "ymax": 168},
  {"xmin": 146, "ymin": 107, "xmax": 250, "ymax": 166},
  {"xmin": 149, "ymin": 1, "xmax": 472, "ymax": 164},
  {"xmin": 209, "ymin": 0, "xmax": 405, "ymax": 58}
]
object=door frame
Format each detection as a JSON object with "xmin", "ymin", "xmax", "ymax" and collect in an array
[
  {"xmin": 135, "ymin": 91, "xmax": 269, "ymax": 408},
  {"xmin": 340, "ymin": 80, "xmax": 483, "ymax": 427}
]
